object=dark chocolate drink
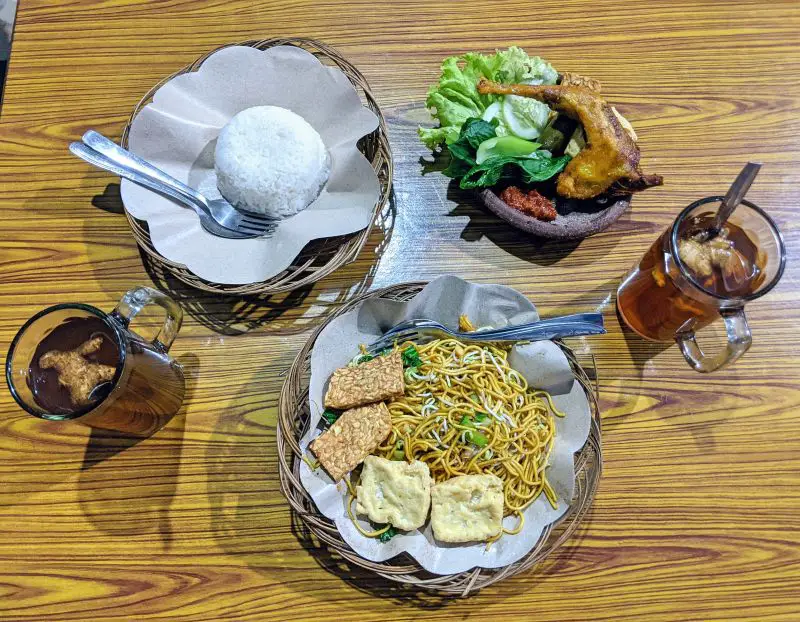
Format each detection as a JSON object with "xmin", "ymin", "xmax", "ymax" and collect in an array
[
  {"xmin": 25, "ymin": 314, "xmax": 184, "ymax": 435},
  {"xmin": 28, "ymin": 316, "xmax": 120, "ymax": 414}
]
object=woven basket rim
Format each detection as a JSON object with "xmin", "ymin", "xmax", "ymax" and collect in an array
[
  {"xmin": 276, "ymin": 281, "xmax": 603, "ymax": 596},
  {"xmin": 120, "ymin": 37, "xmax": 393, "ymax": 296}
]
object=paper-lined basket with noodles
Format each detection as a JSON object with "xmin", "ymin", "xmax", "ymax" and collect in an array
[{"xmin": 294, "ymin": 276, "xmax": 596, "ymax": 575}]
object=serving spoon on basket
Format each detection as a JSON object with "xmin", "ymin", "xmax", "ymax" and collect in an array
[
  {"xmin": 70, "ymin": 131, "xmax": 278, "ymax": 239},
  {"xmin": 365, "ymin": 312, "xmax": 605, "ymax": 354}
]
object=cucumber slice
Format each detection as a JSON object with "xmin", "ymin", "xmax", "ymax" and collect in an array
[
  {"xmin": 475, "ymin": 136, "xmax": 541, "ymax": 164},
  {"xmin": 502, "ymin": 95, "xmax": 551, "ymax": 140},
  {"xmin": 482, "ymin": 101, "xmax": 502, "ymax": 123}
]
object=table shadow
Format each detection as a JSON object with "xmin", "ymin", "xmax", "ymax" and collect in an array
[
  {"xmin": 611, "ymin": 295, "xmax": 725, "ymax": 451},
  {"xmin": 444, "ymin": 179, "xmax": 586, "ymax": 266},
  {"xmin": 77, "ymin": 352, "xmax": 198, "ymax": 548},
  {"xmin": 90, "ymin": 182, "xmax": 396, "ymax": 337},
  {"xmin": 288, "ymin": 491, "xmax": 597, "ymax": 605},
  {"xmin": 91, "ymin": 182, "xmax": 125, "ymax": 214}
]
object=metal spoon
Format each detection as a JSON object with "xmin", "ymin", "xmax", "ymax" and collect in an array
[{"xmin": 695, "ymin": 162, "xmax": 761, "ymax": 242}]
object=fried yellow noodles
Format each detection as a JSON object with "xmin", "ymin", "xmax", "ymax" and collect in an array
[{"xmin": 375, "ymin": 338, "xmax": 564, "ymax": 524}]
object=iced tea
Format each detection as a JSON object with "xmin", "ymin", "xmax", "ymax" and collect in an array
[{"xmin": 618, "ymin": 212, "xmax": 765, "ymax": 342}]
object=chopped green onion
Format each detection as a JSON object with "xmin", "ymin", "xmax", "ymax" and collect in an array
[
  {"xmin": 475, "ymin": 413, "xmax": 489, "ymax": 423},
  {"xmin": 379, "ymin": 526, "xmax": 398, "ymax": 542},
  {"xmin": 466, "ymin": 430, "xmax": 489, "ymax": 447},
  {"xmin": 391, "ymin": 440, "xmax": 405, "ymax": 460},
  {"xmin": 458, "ymin": 415, "xmax": 489, "ymax": 446},
  {"xmin": 321, "ymin": 409, "xmax": 341, "ymax": 426}
]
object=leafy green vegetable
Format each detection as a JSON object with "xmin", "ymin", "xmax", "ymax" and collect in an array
[
  {"xmin": 441, "ymin": 118, "xmax": 571, "ymax": 190},
  {"xmin": 446, "ymin": 118, "xmax": 497, "ymax": 164},
  {"xmin": 379, "ymin": 526, "xmax": 398, "ymax": 542},
  {"xmin": 418, "ymin": 47, "xmax": 558, "ymax": 150},
  {"xmin": 401, "ymin": 345, "xmax": 423, "ymax": 369},
  {"xmin": 492, "ymin": 46, "xmax": 559, "ymax": 85},
  {"xmin": 321, "ymin": 409, "xmax": 341, "ymax": 426},
  {"xmin": 459, "ymin": 153, "xmax": 571, "ymax": 190},
  {"xmin": 441, "ymin": 154, "xmax": 472, "ymax": 180},
  {"xmin": 476, "ymin": 136, "xmax": 541, "ymax": 164}
]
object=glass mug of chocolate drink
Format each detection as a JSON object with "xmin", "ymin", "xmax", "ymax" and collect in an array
[
  {"xmin": 6, "ymin": 286, "xmax": 185, "ymax": 435},
  {"xmin": 617, "ymin": 196, "xmax": 785, "ymax": 372}
]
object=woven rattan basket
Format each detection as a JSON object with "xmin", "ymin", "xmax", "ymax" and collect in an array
[
  {"xmin": 120, "ymin": 38, "xmax": 392, "ymax": 295},
  {"xmin": 277, "ymin": 282, "xmax": 603, "ymax": 596}
]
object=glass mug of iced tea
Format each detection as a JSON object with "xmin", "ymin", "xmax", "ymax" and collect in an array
[
  {"xmin": 6, "ymin": 286, "xmax": 185, "ymax": 435},
  {"xmin": 617, "ymin": 196, "xmax": 785, "ymax": 372}
]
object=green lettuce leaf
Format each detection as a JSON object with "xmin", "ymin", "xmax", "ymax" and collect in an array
[
  {"xmin": 419, "ymin": 125, "xmax": 460, "ymax": 151},
  {"xmin": 418, "ymin": 48, "xmax": 559, "ymax": 150},
  {"xmin": 494, "ymin": 46, "xmax": 558, "ymax": 85}
]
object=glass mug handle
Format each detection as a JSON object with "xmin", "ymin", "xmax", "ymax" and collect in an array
[
  {"xmin": 109, "ymin": 286, "xmax": 183, "ymax": 352},
  {"xmin": 675, "ymin": 308, "xmax": 751, "ymax": 373}
]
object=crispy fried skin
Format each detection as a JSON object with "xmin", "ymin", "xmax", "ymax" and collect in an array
[
  {"xmin": 478, "ymin": 79, "xmax": 663, "ymax": 199},
  {"xmin": 559, "ymin": 72, "xmax": 602, "ymax": 92}
]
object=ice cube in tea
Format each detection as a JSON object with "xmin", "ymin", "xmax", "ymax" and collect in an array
[{"xmin": 678, "ymin": 213, "xmax": 766, "ymax": 297}]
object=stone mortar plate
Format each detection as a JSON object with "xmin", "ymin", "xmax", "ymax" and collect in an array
[{"xmin": 479, "ymin": 188, "xmax": 631, "ymax": 240}]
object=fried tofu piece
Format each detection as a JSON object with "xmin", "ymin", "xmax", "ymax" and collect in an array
[
  {"xmin": 356, "ymin": 456, "xmax": 432, "ymax": 531},
  {"xmin": 430, "ymin": 474, "xmax": 504, "ymax": 543},
  {"xmin": 310, "ymin": 403, "xmax": 392, "ymax": 482},
  {"xmin": 324, "ymin": 350, "xmax": 404, "ymax": 410}
]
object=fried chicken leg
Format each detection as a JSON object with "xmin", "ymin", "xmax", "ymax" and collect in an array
[{"xmin": 477, "ymin": 79, "xmax": 663, "ymax": 199}]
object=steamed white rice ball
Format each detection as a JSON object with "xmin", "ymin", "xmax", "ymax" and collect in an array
[{"xmin": 214, "ymin": 106, "xmax": 329, "ymax": 218}]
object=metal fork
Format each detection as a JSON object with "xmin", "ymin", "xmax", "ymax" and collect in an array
[
  {"xmin": 365, "ymin": 313, "xmax": 605, "ymax": 354},
  {"xmin": 70, "ymin": 130, "xmax": 278, "ymax": 239}
]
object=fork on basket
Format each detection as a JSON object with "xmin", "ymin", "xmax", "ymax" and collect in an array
[
  {"xmin": 70, "ymin": 130, "xmax": 278, "ymax": 239},
  {"xmin": 365, "ymin": 313, "xmax": 605, "ymax": 354}
]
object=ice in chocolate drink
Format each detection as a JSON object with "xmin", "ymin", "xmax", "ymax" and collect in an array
[{"xmin": 28, "ymin": 316, "xmax": 120, "ymax": 415}]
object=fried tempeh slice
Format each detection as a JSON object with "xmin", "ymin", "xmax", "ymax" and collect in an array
[
  {"xmin": 323, "ymin": 350, "xmax": 404, "ymax": 410},
  {"xmin": 310, "ymin": 403, "xmax": 392, "ymax": 481}
]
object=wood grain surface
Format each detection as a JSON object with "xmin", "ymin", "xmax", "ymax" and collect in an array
[{"xmin": 1, "ymin": 0, "xmax": 799, "ymax": 620}]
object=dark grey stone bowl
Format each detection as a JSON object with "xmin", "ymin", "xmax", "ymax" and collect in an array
[{"xmin": 478, "ymin": 188, "xmax": 631, "ymax": 240}]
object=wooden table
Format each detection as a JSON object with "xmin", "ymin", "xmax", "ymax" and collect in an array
[{"xmin": 2, "ymin": 1, "xmax": 798, "ymax": 620}]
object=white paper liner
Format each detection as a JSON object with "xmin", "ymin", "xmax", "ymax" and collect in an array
[
  {"xmin": 299, "ymin": 276, "xmax": 591, "ymax": 574},
  {"xmin": 121, "ymin": 45, "xmax": 380, "ymax": 285}
]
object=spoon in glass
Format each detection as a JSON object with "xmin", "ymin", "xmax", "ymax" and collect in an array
[{"xmin": 694, "ymin": 162, "xmax": 761, "ymax": 243}]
